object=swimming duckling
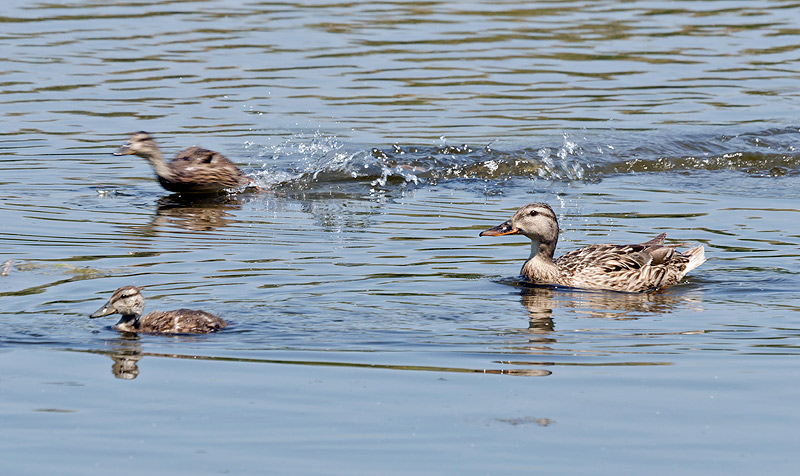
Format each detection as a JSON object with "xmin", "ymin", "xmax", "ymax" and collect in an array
[
  {"xmin": 480, "ymin": 203, "xmax": 706, "ymax": 293},
  {"xmin": 90, "ymin": 285, "xmax": 227, "ymax": 334},
  {"xmin": 114, "ymin": 132, "xmax": 255, "ymax": 193}
]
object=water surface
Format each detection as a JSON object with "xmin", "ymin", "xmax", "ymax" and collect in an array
[{"xmin": 2, "ymin": 1, "xmax": 800, "ymax": 474}]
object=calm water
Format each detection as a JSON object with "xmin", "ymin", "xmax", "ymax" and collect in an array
[{"xmin": 2, "ymin": 1, "xmax": 800, "ymax": 474}]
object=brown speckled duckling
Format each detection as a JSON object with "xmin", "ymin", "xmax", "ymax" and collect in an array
[
  {"xmin": 90, "ymin": 285, "xmax": 227, "ymax": 334},
  {"xmin": 480, "ymin": 203, "xmax": 706, "ymax": 293},
  {"xmin": 114, "ymin": 132, "xmax": 254, "ymax": 193}
]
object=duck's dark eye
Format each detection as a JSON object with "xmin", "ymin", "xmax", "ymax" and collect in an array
[{"xmin": 529, "ymin": 210, "xmax": 538, "ymax": 217}]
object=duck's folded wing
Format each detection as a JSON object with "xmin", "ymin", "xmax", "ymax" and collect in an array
[
  {"xmin": 168, "ymin": 147, "xmax": 250, "ymax": 189},
  {"xmin": 557, "ymin": 244, "xmax": 645, "ymax": 272}
]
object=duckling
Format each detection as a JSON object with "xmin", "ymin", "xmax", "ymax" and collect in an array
[
  {"xmin": 480, "ymin": 203, "xmax": 705, "ymax": 293},
  {"xmin": 114, "ymin": 132, "xmax": 255, "ymax": 193},
  {"xmin": 90, "ymin": 285, "xmax": 227, "ymax": 334}
]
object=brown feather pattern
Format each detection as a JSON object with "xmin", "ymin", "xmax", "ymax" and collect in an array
[
  {"xmin": 114, "ymin": 132, "xmax": 252, "ymax": 193},
  {"xmin": 90, "ymin": 285, "xmax": 227, "ymax": 334},
  {"xmin": 481, "ymin": 203, "xmax": 706, "ymax": 293},
  {"xmin": 132, "ymin": 309, "xmax": 227, "ymax": 334}
]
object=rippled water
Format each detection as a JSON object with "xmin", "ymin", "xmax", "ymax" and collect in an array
[{"xmin": 2, "ymin": 1, "xmax": 800, "ymax": 474}]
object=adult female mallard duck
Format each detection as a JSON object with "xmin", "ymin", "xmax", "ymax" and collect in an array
[
  {"xmin": 90, "ymin": 285, "xmax": 227, "ymax": 334},
  {"xmin": 480, "ymin": 203, "xmax": 705, "ymax": 293},
  {"xmin": 114, "ymin": 131, "xmax": 255, "ymax": 193}
]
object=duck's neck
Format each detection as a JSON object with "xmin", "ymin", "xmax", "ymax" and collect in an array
[
  {"xmin": 137, "ymin": 147, "xmax": 174, "ymax": 181},
  {"xmin": 521, "ymin": 239, "xmax": 562, "ymax": 284},
  {"xmin": 114, "ymin": 313, "xmax": 141, "ymax": 333}
]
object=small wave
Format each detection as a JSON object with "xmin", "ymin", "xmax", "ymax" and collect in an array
[
  {"xmin": 602, "ymin": 152, "xmax": 800, "ymax": 177},
  {"xmin": 590, "ymin": 126, "xmax": 800, "ymax": 177}
]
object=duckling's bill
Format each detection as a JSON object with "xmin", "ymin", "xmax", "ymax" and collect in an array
[
  {"xmin": 480, "ymin": 220, "xmax": 519, "ymax": 237},
  {"xmin": 90, "ymin": 300, "xmax": 117, "ymax": 318},
  {"xmin": 113, "ymin": 143, "xmax": 133, "ymax": 156}
]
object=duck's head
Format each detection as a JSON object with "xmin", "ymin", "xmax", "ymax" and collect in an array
[
  {"xmin": 90, "ymin": 285, "xmax": 145, "ymax": 318},
  {"xmin": 480, "ymin": 202, "xmax": 559, "ymax": 256},
  {"xmin": 114, "ymin": 132, "xmax": 159, "ymax": 158}
]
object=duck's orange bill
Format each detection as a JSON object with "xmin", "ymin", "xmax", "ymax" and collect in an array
[{"xmin": 479, "ymin": 220, "xmax": 519, "ymax": 236}]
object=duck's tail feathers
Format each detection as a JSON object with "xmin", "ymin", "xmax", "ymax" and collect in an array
[
  {"xmin": 640, "ymin": 233, "xmax": 667, "ymax": 246},
  {"xmin": 681, "ymin": 245, "xmax": 706, "ymax": 277}
]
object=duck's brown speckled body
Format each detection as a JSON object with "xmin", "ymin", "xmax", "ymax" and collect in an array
[
  {"xmin": 480, "ymin": 203, "xmax": 706, "ymax": 293},
  {"xmin": 114, "ymin": 132, "xmax": 253, "ymax": 193},
  {"xmin": 90, "ymin": 285, "xmax": 227, "ymax": 334}
]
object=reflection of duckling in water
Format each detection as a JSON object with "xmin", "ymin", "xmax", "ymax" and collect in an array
[
  {"xmin": 90, "ymin": 286, "xmax": 227, "ymax": 334},
  {"xmin": 114, "ymin": 132, "xmax": 257, "ymax": 193},
  {"xmin": 111, "ymin": 351, "xmax": 141, "ymax": 380},
  {"xmin": 481, "ymin": 203, "xmax": 706, "ymax": 293},
  {"xmin": 106, "ymin": 338, "xmax": 143, "ymax": 380},
  {"xmin": 154, "ymin": 195, "xmax": 241, "ymax": 231}
]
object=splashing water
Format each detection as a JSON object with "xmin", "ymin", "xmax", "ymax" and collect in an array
[
  {"xmin": 240, "ymin": 128, "xmax": 800, "ymax": 193},
  {"xmin": 257, "ymin": 132, "xmax": 586, "ymax": 186}
]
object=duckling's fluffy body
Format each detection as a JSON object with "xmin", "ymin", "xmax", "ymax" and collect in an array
[
  {"xmin": 114, "ymin": 132, "xmax": 252, "ymax": 193},
  {"xmin": 90, "ymin": 285, "xmax": 227, "ymax": 334},
  {"xmin": 481, "ymin": 203, "xmax": 705, "ymax": 293}
]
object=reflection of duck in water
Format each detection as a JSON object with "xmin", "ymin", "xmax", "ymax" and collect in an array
[
  {"xmin": 106, "ymin": 337, "xmax": 143, "ymax": 380},
  {"xmin": 519, "ymin": 284, "xmax": 687, "ymax": 322},
  {"xmin": 481, "ymin": 203, "xmax": 706, "ymax": 293},
  {"xmin": 154, "ymin": 195, "xmax": 241, "ymax": 231},
  {"xmin": 114, "ymin": 132, "xmax": 256, "ymax": 193},
  {"xmin": 519, "ymin": 287, "xmax": 556, "ymax": 332},
  {"xmin": 90, "ymin": 285, "xmax": 227, "ymax": 334}
]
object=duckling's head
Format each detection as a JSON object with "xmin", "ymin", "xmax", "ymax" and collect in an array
[
  {"xmin": 114, "ymin": 132, "xmax": 159, "ymax": 158},
  {"xmin": 90, "ymin": 285, "xmax": 145, "ymax": 319},
  {"xmin": 480, "ymin": 202, "xmax": 559, "ymax": 256}
]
